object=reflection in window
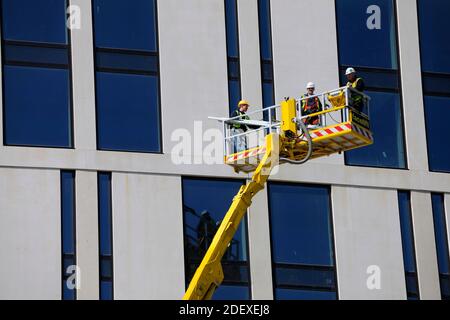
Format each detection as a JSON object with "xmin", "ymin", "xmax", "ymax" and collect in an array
[
  {"xmin": 1, "ymin": 0, "xmax": 73, "ymax": 148},
  {"xmin": 431, "ymin": 194, "xmax": 450, "ymax": 300},
  {"xmin": 61, "ymin": 171, "xmax": 76, "ymax": 300},
  {"xmin": 268, "ymin": 183, "xmax": 337, "ymax": 300},
  {"xmin": 182, "ymin": 178, "xmax": 250, "ymax": 300},
  {"xmin": 93, "ymin": 0, "xmax": 161, "ymax": 153},
  {"xmin": 98, "ymin": 172, "xmax": 113, "ymax": 300},
  {"xmin": 398, "ymin": 191, "xmax": 420, "ymax": 300},
  {"xmin": 345, "ymin": 91, "xmax": 406, "ymax": 168},
  {"xmin": 418, "ymin": 1, "xmax": 450, "ymax": 173},
  {"xmin": 336, "ymin": 0, "xmax": 406, "ymax": 169}
]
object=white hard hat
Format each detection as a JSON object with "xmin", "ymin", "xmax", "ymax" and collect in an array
[
  {"xmin": 306, "ymin": 82, "xmax": 315, "ymax": 89},
  {"xmin": 345, "ymin": 67, "xmax": 356, "ymax": 75}
]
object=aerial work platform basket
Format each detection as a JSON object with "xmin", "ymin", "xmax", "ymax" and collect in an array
[
  {"xmin": 184, "ymin": 86, "xmax": 373, "ymax": 301},
  {"xmin": 211, "ymin": 86, "xmax": 373, "ymax": 173}
]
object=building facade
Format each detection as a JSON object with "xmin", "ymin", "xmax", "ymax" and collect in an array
[{"xmin": 0, "ymin": 0, "xmax": 449, "ymax": 300}]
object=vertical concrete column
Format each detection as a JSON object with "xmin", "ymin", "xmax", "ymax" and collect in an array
[
  {"xmin": 247, "ymin": 183, "xmax": 274, "ymax": 299},
  {"xmin": 410, "ymin": 191, "xmax": 441, "ymax": 299},
  {"xmin": 396, "ymin": 0, "xmax": 429, "ymax": 171},
  {"xmin": 75, "ymin": 170, "xmax": 99, "ymax": 300},
  {"xmin": 69, "ymin": 0, "xmax": 97, "ymax": 150},
  {"xmin": 270, "ymin": 0, "xmax": 343, "ymax": 167},
  {"xmin": 112, "ymin": 173, "xmax": 185, "ymax": 299},
  {"xmin": 0, "ymin": 169, "xmax": 61, "ymax": 299}
]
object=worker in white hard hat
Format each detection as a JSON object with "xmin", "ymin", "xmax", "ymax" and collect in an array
[
  {"xmin": 301, "ymin": 82, "xmax": 323, "ymax": 127},
  {"xmin": 345, "ymin": 67, "xmax": 365, "ymax": 112}
]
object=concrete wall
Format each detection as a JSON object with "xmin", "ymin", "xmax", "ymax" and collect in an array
[
  {"xmin": 247, "ymin": 180, "xmax": 273, "ymax": 300},
  {"xmin": 75, "ymin": 170, "xmax": 99, "ymax": 300},
  {"xmin": 0, "ymin": 168, "xmax": 61, "ymax": 300},
  {"xmin": 112, "ymin": 173, "xmax": 185, "ymax": 300},
  {"xmin": 332, "ymin": 186, "xmax": 407, "ymax": 300}
]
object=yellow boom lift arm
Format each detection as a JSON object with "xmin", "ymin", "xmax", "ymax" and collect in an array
[{"xmin": 183, "ymin": 87, "xmax": 372, "ymax": 300}]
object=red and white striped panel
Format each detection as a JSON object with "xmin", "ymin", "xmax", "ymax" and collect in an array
[
  {"xmin": 309, "ymin": 124, "xmax": 352, "ymax": 139},
  {"xmin": 226, "ymin": 147, "xmax": 267, "ymax": 163}
]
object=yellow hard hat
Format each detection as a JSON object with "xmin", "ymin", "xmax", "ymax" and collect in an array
[{"xmin": 238, "ymin": 100, "xmax": 250, "ymax": 107}]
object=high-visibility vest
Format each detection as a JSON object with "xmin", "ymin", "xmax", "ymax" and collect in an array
[
  {"xmin": 231, "ymin": 110, "xmax": 250, "ymax": 130},
  {"xmin": 347, "ymin": 78, "xmax": 363, "ymax": 104},
  {"xmin": 301, "ymin": 95, "xmax": 320, "ymax": 113}
]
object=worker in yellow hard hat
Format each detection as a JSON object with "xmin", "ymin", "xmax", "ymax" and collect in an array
[
  {"xmin": 230, "ymin": 100, "xmax": 255, "ymax": 153},
  {"xmin": 345, "ymin": 67, "xmax": 365, "ymax": 112}
]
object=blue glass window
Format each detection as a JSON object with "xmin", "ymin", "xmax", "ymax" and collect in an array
[
  {"xmin": 345, "ymin": 91, "xmax": 406, "ymax": 168},
  {"xmin": 418, "ymin": 0, "xmax": 450, "ymax": 75},
  {"xmin": 93, "ymin": 0, "xmax": 157, "ymax": 52},
  {"xmin": 93, "ymin": 0, "xmax": 161, "ymax": 153},
  {"xmin": 424, "ymin": 96, "xmax": 450, "ymax": 173},
  {"xmin": 3, "ymin": 66, "xmax": 71, "ymax": 147},
  {"xmin": 336, "ymin": 0, "xmax": 406, "ymax": 169},
  {"xmin": 268, "ymin": 183, "xmax": 337, "ymax": 300},
  {"xmin": 98, "ymin": 172, "xmax": 113, "ymax": 300},
  {"xmin": 2, "ymin": 0, "xmax": 68, "ymax": 44},
  {"xmin": 225, "ymin": 0, "xmax": 242, "ymax": 115},
  {"xmin": 336, "ymin": 0, "xmax": 398, "ymax": 70},
  {"xmin": 96, "ymin": 72, "xmax": 160, "ymax": 153},
  {"xmin": 182, "ymin": 178, "xmax": 251, "ymax": 300},
  {"xmin": 1, "ymin": 0, "xmax": 73, "ymax": 148},
  {"xmin": 398, "ymin": 191, "xmax": 420, "ymax": 300},
  {"xmin": 418, "ymin": 1, "xmax": 450, "ymax": 173},
  {"xmin": 61, "ymin": 171, "xmax": 76, "ymax": 300},
  {"xmin": 258, "ymin": 0, "xmax": 275, "ymax": 120},
  {"xmin": 431, "ymin": 194, "xmax": 450, "ymax": 300}
]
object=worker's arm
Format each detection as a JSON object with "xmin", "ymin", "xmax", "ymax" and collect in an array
[{"xmin": 183, "ymin": 133, "xmax": 279, "ymax": 300}]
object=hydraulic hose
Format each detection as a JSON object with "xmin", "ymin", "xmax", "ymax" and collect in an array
[{"xmin": 279, "ymin": 120, "xmax": 313, "ymax": 165}]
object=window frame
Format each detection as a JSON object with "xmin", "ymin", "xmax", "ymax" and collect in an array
[
  {"xmin": 224, "ymin": 0, "xmax": 243, "ymax": 116},
  {"xmin": 267, "ymin": 181, "xmax": 339, "ymax": 300},
  {"xmin": 0, "ymin": 0, "xmax": 75, "ymax": 149},
  {"xmin": 91, "ymin": 0, "xmax": 163, "ymax": 154},
  {"xmin": 61, "ymin": 170, "xmax": 77, "ymax": 300},
  {"xmin": 181, "ymin": 176, "xmax": 252, "ymax": 300},
  {"xmin": 416, "ymin": 0, "xmax": 450, "ymax": 173},
  {"xmin": 97, "ymin": 171, "xmax": 114, "ymax": 300},
  {"xmin": 334, "ymin": 0, "xmax": 408, "ymax": 170}
]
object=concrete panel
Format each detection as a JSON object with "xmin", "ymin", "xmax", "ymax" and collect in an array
[
  {"xmin": 270, "ymin": 0, "xmax": 343, "ymax": 165},
  {"xmin": 247, "ymin": 183, "xmax": 273, "ymax": 300},
  {"xmin": 158, "ymin": 0, "xmax": 229, "ymax": 164},
  {"xmin": 445, "ymin": 194, "xmax": 450, "ymax": 265},
  {"xmin": 410, "ymin": 191, "xmax": 441, "ymax": 299},
  {"xmin": 0, "ymin": 168, "xmax": 61, "ymax": 299},
  {"xmin": 332, "ymin": 186, "xmax": 406, "ymax": 300},
  {"xmin": 238, "ymin": 0, "xmax": 263, "ymax": 109},
  {"xmin": 69, "ymin": 0, "xmax": 97, "ymax": 150},
  {"xmin": 112, "ymin": 173, "xmax": 185, "ymax": 299},
  {"xmin": 1, "ymin": 147, "xmax": 450, "ymax": 194},
  {"xmin": 396, "ymin": 0, "xmax": 429, "ymax": 171},
  {"xmin": 75, "ymin": 171, "xmax": 99, "ymax": 300}
]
